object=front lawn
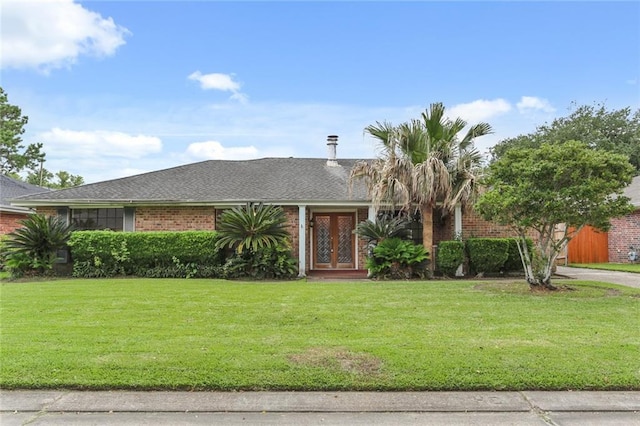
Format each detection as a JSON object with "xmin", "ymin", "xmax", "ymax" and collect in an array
[
  {"xmin": 1, "ymin": 278, "xmax": 639, "ymax": 391},
  {"xmin": 570, "ymin": 263, "xmax": 640, "ymax": 273}
]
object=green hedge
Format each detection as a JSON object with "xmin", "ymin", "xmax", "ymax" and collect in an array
[
  {"xmin": 67, "ymin": 231, "xmax": 223, "ymax": 278},
  {"xmin": 435, "ymin": 237, "xmax": 533, "ymax": 276},
  {"xmin": 466, "ymin": 238, "xmax": 510, "ymax": 274},
  {"xmin": 436, "ymin": 240, "xmax": 465, "ymax": 277},
  {"xmin": 503, "ymin": 238, "xmax": 533, "ymax": 272}
]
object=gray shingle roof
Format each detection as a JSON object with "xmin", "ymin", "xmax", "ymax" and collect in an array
[
  {"xmin": 12, "ymin": 158, "xmax": 371, "ymax": 205},
  {"xmin": 1, "ymin": 175, "xmax": 50, "ymax": 212},
  {"xmin": 624, "ymin": 176, "xmax": 640, "ymax": 207}
]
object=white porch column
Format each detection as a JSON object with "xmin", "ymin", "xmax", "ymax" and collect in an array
[
  {"xmin": 298, "ymin": 205, "xmax": 306, "ymax": 277},
  {"xmin": 454, "ymin": 204, "xmax": 462, "ymax": 238},
  {"xmin": 454, "ymin": 203, "xmax": 464, "ymax": 277},
  {"xmin": 368, "ymin": 206, "xmax": 376, "ymax": 221}
]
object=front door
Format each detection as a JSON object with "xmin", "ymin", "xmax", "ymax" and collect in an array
[{"xmin": 313, "ymin": 213, "xmax": 355, "ymax": 269}]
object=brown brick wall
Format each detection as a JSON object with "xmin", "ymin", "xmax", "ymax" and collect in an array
[
  {"xmin": 608, "ymin": 209, "xmax": 640, "ymax": 263},
  {"xmin": 282, "ymin": 206, "xmax": 300, "ymax": 264},
  {"xmin": 135, "ymin": 206, "xmax": 215, "ymax": 231},
  {"xmin": 433, "ymin": 207, "xmax": 454, "ymax": 245},
  {"xmin": 462, "ymin": 207, "xmax": 516, "ymax": 239},
  {"xmin": 0, "ymin": 212, "xmax": 30, "ymax": 234}
]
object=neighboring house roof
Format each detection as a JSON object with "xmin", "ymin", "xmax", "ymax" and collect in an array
[
  {"xmin": 12, "ymin": 158, "xmax": 371, "ymax": 207},
  {"xmin": 623, "ymin": 175, "xmax": 640, "ymax": 208},
  {"xmin": 1, "ymin": 175, "xmax": 50, "ymax": 213}
]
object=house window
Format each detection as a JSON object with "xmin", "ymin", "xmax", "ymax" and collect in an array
[{"xmin": 71, "ymin": 208, "xmax": 124, "ymax": 231}]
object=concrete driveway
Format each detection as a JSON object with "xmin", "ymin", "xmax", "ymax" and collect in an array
[{"xmin": 555, "ymin": 265, "xmax": 640, "ymax": 288}]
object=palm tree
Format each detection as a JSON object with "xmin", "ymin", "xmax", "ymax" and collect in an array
[{"xmin": 350, "ymin": 102, "xmax": 491, "ymax": 254}]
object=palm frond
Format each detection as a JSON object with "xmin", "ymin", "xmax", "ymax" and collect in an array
[
  {"xmin": 215, "ymin": 203, "xmax": 290, "ymax": 254},
  {"xmin": 354, "ymin": 216, "xmax": 411, "ymax": 243}
]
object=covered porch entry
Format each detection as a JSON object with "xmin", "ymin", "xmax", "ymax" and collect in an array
[{"xmin": 306, "ymin": 208, "xmax": 370, "ymax": 278}]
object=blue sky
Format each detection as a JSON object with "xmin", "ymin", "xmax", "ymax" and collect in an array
[{"xmin": 2, "ymin": 0, "xmax": 639, "ymax": 183}]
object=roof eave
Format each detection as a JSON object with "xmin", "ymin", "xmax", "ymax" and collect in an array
[{"xmin": 11, "ymin": 199, "xmax": 374, "ymax": 208}]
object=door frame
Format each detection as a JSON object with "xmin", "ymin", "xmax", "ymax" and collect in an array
[{"xmin": 312, "ymin": 212, "xmax": 356, "ymax": 269}]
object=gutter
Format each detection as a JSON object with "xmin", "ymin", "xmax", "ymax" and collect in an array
[{"xmin": 1, "ymin": 205, "xmax": 35, "ymax": 214}]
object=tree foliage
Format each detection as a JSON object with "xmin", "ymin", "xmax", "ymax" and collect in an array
[
  {"xmin": 25, "ymin": 168, "xmax": 85, "ymax": 189},
  {"xmin": 476, "ymin": 140, "xmax": 634, "ymax": 289},
  {"xmin": 490, "ymin": 103, "xmax": 640, "ymax": 173},
  {"xmin": 0, "ymin": 87, "xmax": 44, "ymax": 175},
  {"xmin": 1, "ymin": 86, "xmax": 84, "ymax": 188}
]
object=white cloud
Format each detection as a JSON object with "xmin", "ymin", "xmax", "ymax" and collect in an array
[
  {"xmin": 188, "ymin": 71, "xmax": 240, "ymax": 91},
  {"xmin": 447, "ymin": 99, "xmax": 512, "ymax": 123},
  {"xmin": 1, "ymin": 0, "xmax": 130, "ymax": 71},
  {"xmin": 39, "ymin": 128, "xmax": 162, "ymax": 159},
  {"xmin": 516, "ymin": 96, "xmax": 556, "ymax": 113},
  {"xmin": 185, "ymin": 140, "xmax": 258, "ymax": 160},
  {"xmin": 188, "ymin": 71, "xmax": 248, "ymax": 103}
]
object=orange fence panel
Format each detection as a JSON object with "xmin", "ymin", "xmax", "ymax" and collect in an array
[{"xmin": 568, "ymin": 225, "xmax": 609, "ymax": 264}]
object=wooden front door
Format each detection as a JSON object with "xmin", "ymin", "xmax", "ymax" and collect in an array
[{"xmin": 313, "ymin": 213, "xmax": 355, "ymax": 269}]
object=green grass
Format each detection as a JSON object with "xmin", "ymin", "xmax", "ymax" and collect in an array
[
  {"xmin": 570, "ymin": 263, "xmax": 640, "ymax": 273},
  {"xmin": 1, "ymin": 278, "xmax": 639, "ymax": 391}
]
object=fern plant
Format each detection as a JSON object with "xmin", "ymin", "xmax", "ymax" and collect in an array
[{"xmin": 366, "ymin": 237, "xmax": 428, "ymax": 279}]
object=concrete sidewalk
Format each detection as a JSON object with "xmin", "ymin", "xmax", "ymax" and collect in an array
[{"xmin": 2, "ymin": 390, "xmax": 639, "ymax": 425}]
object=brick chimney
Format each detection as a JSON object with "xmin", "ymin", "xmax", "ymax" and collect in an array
[{"xmin": 326, "ymin": 135, "xmax": 338, "ymax": 167}]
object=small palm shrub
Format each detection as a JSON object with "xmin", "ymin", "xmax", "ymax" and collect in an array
[
  {"xmin": 366, "ymin": 237, "xmax": 428, "ymax": 279},
  {"xmin": 354, "ymin": 216, "xmax": 411, "ymax": 244},
  {"xmin": 4, "ymin": 214, "xmax": 73, "ymax": 277},
  {"xmin": 216, "ymin": 203, "xmax": 290, "ymax": 253},
  {"xmin": 216, "ymin": 203, "xmax": 296, "ymax": 279}
]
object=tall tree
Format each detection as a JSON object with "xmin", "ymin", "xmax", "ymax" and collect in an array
[
  {"xmin": 491, "ymin": 103, "xmax": 640, "ymax": 173},
  {"xmin": 1, "ymin": 86, "xmax": 84, "ymax": 187},
  {"xmin": 25, "ymin": 168, "xmax": 85, "ymax": 189},
  {"xmin": 350, "ymin": 102, "xmax": 491, "ymax": 253},
  {"xmin": 0, "ymin": 87, "xmax": 45, "ymax": 175},
  {"xmin": 476, "ymin": 141, "xmax": 634, "ymax": 290}
]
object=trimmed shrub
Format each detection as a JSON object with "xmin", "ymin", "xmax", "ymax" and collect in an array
[
  {"xmin": 68, "ymin": 231, "xmax": 223, "ymax": 278},
  {"xmin": 466, "ymin": 238, "xmax": 510, "ymax": 274},
  {"xmin": 436, "ymin": 240, "xmax": 465, "ymax": 277},
  {"xmin": 503, "ymin": 238, "xmax": 534, "ymax": 272}
]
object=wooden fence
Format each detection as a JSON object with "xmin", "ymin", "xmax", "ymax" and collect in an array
[{"xmin": 567, "ymin": 225, "xmax": 609, "ymax": 264}]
